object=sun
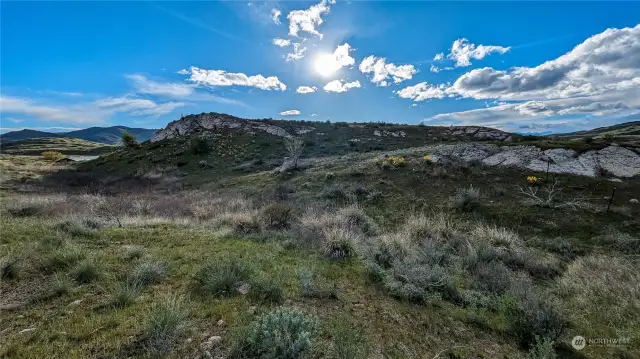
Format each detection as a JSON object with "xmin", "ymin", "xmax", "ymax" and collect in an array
[{"xmin": 314, "ymin": 53, "xmax": 339, "ymax": 77}]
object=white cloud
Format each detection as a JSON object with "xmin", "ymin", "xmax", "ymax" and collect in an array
[
  {"xmin": 447, "ymin": 38, "xmax": 511, "ymax": 67},
  {"xmin": 185, "ymin": 66, "xmax": 287, "ymax": 91},
  {"xmin": 323, "ymin": 79, "xmax": 361, "ymax": 93},
  {"xmin": 177, "ymin": 69, "xmax": 190, "ymax": 75},
  {"xmin": 314, "ymin": 43, "xmax": 355, "ymax": 73},
  {"xmin": 396, "ymin": 82, "xmax": 449, "ymax": 101},
  {"xmin": 272, "ymin": 38, "xmax": 291, "ymax": 47},
  {"xmin": 0, "ymin": 96, "xmax": 105, "ymax": 124},
  {"xmin": 296, "ymin": 86, "xmax": 317, "ymax": 94},
  {"xmin": 433, "ymin": 52, "xmax": 444, "ymax": 61},
  {"xmin": 407, "ymin": 25, "xmax": 640, "ymax": 105},
  {"xmin": 126, "ymin": 74, "xmax": 195, "ymax": 97},
  {"xmin": 94, "ymin": 96, "xmax": 186, "ymax": 117},
  {"xmin": 310, "ymin": 113, "xmax": 318, "ymax": 117},
  {"xmin": 280, "ymin": 109, "xmax": 301, "ymax": 116},
  {"xmin": 287, "ymin": 0, "xmax": 334, "ymax": 39},
  {"xmin": 286, "ymin": 43, "xmax": 307, "ymax": 61},
  {"xmin": 359, "ymin": 56, "xmax": 417, "ymax": 86},
  {"xmin": 430, "ymin": 65, "xmax": 440, "ymax": 73},
  {"xmin": 271, "ymin": 8, "xmax": 281, "ymax": 25}
]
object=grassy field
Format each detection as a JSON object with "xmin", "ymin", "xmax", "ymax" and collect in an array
[
  {"xmin": 1, "ymin": 132, "xmax": 639, "ymax": 359},
  {"xmin": 0, "ymin": 137, "xmax": 114, "ymax": 156}
]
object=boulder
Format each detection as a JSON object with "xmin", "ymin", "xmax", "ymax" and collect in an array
[{"xmin": 591, "ymin": 146, "xmax": 640, "ymax": 178}]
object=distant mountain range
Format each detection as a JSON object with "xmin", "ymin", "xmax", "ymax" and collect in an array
[{"xmin": 0, "ymin": 126, "xmax": 158, "ymax": 145}]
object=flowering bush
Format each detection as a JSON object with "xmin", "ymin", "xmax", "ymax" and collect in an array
[{"xmin": 387, "ymin": 156, "xmax": 406, "ymax": 167}]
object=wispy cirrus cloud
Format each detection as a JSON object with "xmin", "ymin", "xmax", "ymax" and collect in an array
[
  {"xmin": 0, "ymin": 95, "xmax": 105, "ymax": 124},
  {"xmin": 126, "ymin": 74, "xmax": 196, "ymax": 97},
  {"xmin": 94, "ymin": 96, "xmax": 186, "ymax": 117},
  {"xmin": 182, "ymin": 66, "xmax": 287, "ymax": 91}
]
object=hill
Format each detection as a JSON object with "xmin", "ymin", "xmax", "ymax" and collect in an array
[
  {"xmin": 2, "ymin": 113, "xmax": 640, "ymax": 359},
  {"xmin": 0, "ymin": 137, "xmax": 114, "ymax": 156},
  {"xmin": 63, "ymin": 126, "xmax": 157, "ymax": 144},
  {"xmin": 0, "ymin": 129, "xmax": 61, "ymax": 143},
  {"xmin": 0, "ymin": 126, "xmax": 157, "ymax": 145}
]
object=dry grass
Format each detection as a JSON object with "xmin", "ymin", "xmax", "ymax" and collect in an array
[{"xmin": 556, "ymin": 254, "xmax": 640, "ymax": 335}]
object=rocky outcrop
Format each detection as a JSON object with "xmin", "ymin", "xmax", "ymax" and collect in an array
[
  {"xmin": 442, "ymin": 126, "xmax": 512, "ymax": 142},
  {"xmin": 150, "ymin": 113, "xmax": 314, "ymax": 142},
  {"xmin": 430, "ymin": 144, "xmax": 640, "ymax": 178}
]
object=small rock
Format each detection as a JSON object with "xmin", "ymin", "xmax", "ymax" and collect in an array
[
  {"xmin": 608, "ymin": 178, "xmax": 623, "ymax": 183},
  {"xmin": 630, "ymin": 199, "xmax": 639, "ymax": 204},
  {"xmin": 216, "ymin": 319, "xmax": 225, "ymax": 326},
  {"xmin": 237, "ymin": 283, "xmax": 250, "ymax": 295},
  {"xmin": 68, "ymin": 300, "xmax": 83, "ymax": 307},
  {"xmin": 186, "ymin": 338, "xmax": 193, "ymax": 343},
  {"xmin": 19, "ymin": 327, "xmax": 36, "ymax": 334},
  {"xmin": 207, "ymin": 336, "xmax": 222, "ymax": 345},
  {"xmin": 248, "ymin": 306, "xmax": 257, "ymax": 314}
]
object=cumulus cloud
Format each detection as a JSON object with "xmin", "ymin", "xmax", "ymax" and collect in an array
[
  {"xmin": 0, "ymin": 95, "xmax": 105, "ymax": 124},
  {"xmin": 296, "ymin": 86, "xmax": 317, "ymax": 94},
  {"xmin": 430, "ymin": 65, "xmax": 440, "ymax": 73},
  {"xmin": 359, "ymin": 56, "xmax": 417, "ymax": 86},
  {"xmin": 286, "ymin": 43, "xmax": 307, "ymax": 61},
  {"xmin": 272, "ymin": 38, "xmax": 291, "ymax": 47},
  {"xmin": 271, "ymin": 8, "xmax": 281, "ymax": 25},
  {"xmin": 409, "ymin": 25, "xmax": 640, "ymax": 103},
  {"xmin": 323, "ymin": 79, "xmax": 361, "ymax": 93},
  {"xmin": 433, "ymin": 52, "xmax": 444, "ymax": 61},
  {"xmin": 280, "ymin": 109, "xmax": 301, "ymax": 116},
  {"xmin": 94, "ymin": 96, "xmax": 186, "ymax": 117},
  {"xmin": 397, "ymin": 82, "xmax": 449, "ymax": 101},
  {"xmin": 126, "ymin": 74, "xmax": 195, "ymax": 97},
  {"xmin": 314, "ymin": 43, "xmax": 355, "ymax": 73},
  {"xmin": 177, "ymin": 69, "xmax": 190, "ymax": 75},
  {"xmin": 287, "ymin": 0, "xmax": 335, "ymax": 39},
  {"xmin": 185, "ymin": 66, "xmax": 287, "ymax": 91},
  {"xmin": 448, "ymin": 38, "xmax": 511, "ymax": 67}
]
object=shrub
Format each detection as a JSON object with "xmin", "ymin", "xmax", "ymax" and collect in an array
[
  {"xmin": 7, "ymin": 203, "xmax": 43, "ymax": 217},
  {"xmin": 470, "ymin": 261, "xmax": 512, "ymax": 295},
  {"xmin": 128, "ymin": 261, "xmax": 166, "ymax": 286},
  {"xmin": 111, "ymin": 281, "xmax": 141, "ymax": 308},
  {"xmin": 195, "ymin": 258, "xmax": 253, "ymax": 297},
  {"xmin": 261, "ymin": 203, "xmax": 294, "ymax": 230},
  {"xmin": 71, "ymin": 258, "xmax": 103, "ymax": 284},
  {"xmin": 449, "ymin": 185, "xmax": 481, "ymax": 211},
  {"xmin": 1, "ymin": 256, "xmax": 21, "ymax": 280},
  {"xmin": 506, "ymin": 282, "xmax": 568, "ymax": 348},
  {"xmin": 217, "ymin": 212, "xmax": 262, "ymax": 235},
  {"xmin": 124, "ymin": 245, "xmax": 145, "ymax": 260},
  {"xmin": 53, "ymin": 275, "xmax": 72, "ymax": 296},
  {"xmin": 249, "ymin": 277, "xmax": 285, "ymax": 304},
  {"xmin": 240, "ymin": 307, "xmax": 317, "ymax": 359},
  {"xmin": 322, "ymin": 227, "xmax": 358, "ymax": 259},
  {"xmin": 122, "ymin": 132, "xmax": 138, "ymax": 149},
  {"xmin": 190, "ymin": 137, "xmax": 210, "ymax": 154},
  {"xmin": 527, "ymin": 336, "xmax": 557, "ymax": 359},
  {"xmin": 338, "ymin": 206, "xmax": 378, "ymax": 236},
  {"xmin": 42, "ymin": 151, "xmax": 64, "ymax": 161},
  {"xmin": 43, "ymin": 244, "xmax": 85, "ymax": 271},
  {"xmin": 145, "ymin": 296, "xmax": 189, "ymax": 356}
]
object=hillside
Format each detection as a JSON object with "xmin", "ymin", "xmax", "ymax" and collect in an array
[
  {"xmin": 0, "ymin": 126, "xmax": 157, "ymax": 145},
  {"xmin": 64, "ymin": 126, "xmax": 157, "ymax": 144},
  {"xmin": 1, "ymin": 113, "xmax": 639, "ymax": 359},
  {"xmin": 0, "ymin": 129, "xmax": 61, "ymax": 143},
  {"xmin": 0, "ymin": 137, "xmax": 114, "ymax": 156}
]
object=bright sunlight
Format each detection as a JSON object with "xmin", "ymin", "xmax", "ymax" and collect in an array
[{"xmin": 314, "ymin": 53, "xmax": 340, "ymax": 77}]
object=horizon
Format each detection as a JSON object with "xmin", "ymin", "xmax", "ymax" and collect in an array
[{"xmin": 1, "ymin": 1, "xmax": 639, "ymax": 134}]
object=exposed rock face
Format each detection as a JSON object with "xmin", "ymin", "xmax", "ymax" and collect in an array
[
  {"xmin": 431, "ymin": 144, "xmax": 640, "ymax": 178},
  {"xmin": 373, "ymin": 130, "xmax": 407, "ymax": 137},
  {"xmin": 150, "ymin": 113, "xmax": 314, "ymax": 142},
  {"xmin": 442, "ymin": 126, "xmax": 512, "ymax": 142}
]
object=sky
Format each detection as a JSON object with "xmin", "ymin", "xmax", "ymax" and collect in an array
[{"xmin": 1, "ymin": 1, "xmax": 639, "ymax": 134}]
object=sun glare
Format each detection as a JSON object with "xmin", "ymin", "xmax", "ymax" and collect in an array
[{"xmin": 314, "ymin": 53, "xmax": 339, "ymax": 77}]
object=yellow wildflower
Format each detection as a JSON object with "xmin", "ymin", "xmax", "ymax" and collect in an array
[
  {"xmin": 527, "ymin": 176, "xmax": 538, "ymax": 183},
  {"xmin": 423, "ymin": 155, "xmax": 433, "ymax": 161}
]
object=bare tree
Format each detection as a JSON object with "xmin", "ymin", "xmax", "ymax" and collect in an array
[{"xmin": 284, "ymin": 136, "xmax": 305, "ymax": 169}]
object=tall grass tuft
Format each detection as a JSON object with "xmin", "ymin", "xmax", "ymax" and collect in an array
[
  {"xmin": 145, "ymin": 295, "xmax": 189, "ymax": 356},
  {"xmin": 195, "ymin": 258, "xmax": 253, "ymax": 297}
]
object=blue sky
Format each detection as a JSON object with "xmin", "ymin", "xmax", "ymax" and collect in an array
[{"xmin": 1, "ymin": 1, "xmax": 639, "ymax": 134}]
